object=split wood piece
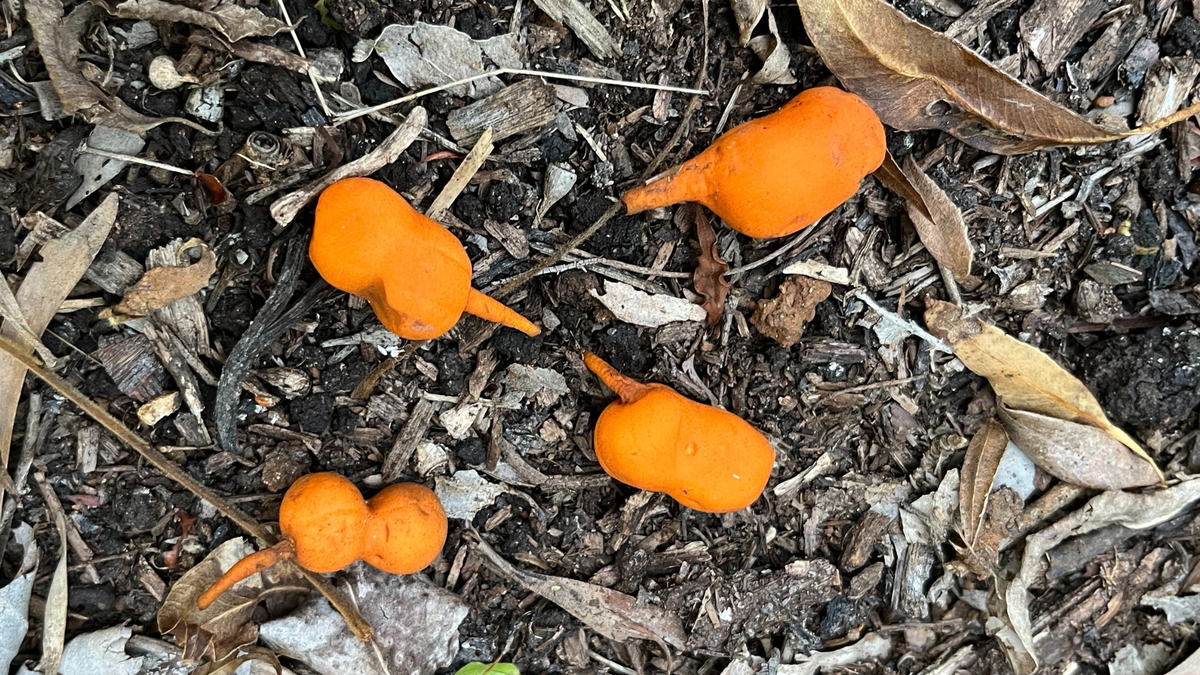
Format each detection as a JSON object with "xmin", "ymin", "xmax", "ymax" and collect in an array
[
  {"xmin": 382, "ymin": 397, "xmax": 436, "ymax": 481},
  {"xmin": 530, "ymin": 0, "xmax": 620, "ymax": 59},
  {"xmin": 85, "ymin": 248, "xmax": 145, "ymax": 295},
  {"xmin": 1079, "ymin": 15, "xmax": 1146, "ymax": 85},
  {"xmin": 446, "ymin": 79, "xmax": 558, "ymax": 144},
  {"xmin": 0, "ymin": 331, "xmax": 373, "ymax": 641},
  {"xmin": 1019, "ymin": 0, "xmax": 1110, "ymax": 72},
  {"xmin": 1137, "ymin": 57, "xmax": 1200, "ymax": 126}
]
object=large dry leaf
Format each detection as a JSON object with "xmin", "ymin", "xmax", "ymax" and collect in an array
[
  {"xmin": 925, "ymin": 300, "xmax": 1161, "ymax": 478},
  {"xmin": 109, "ymin": 0, "xmax": 290, "ymax": 43},
  {"xmin": 158, "ymin": 537, "xmax": 308, "ymax": 663},
  {"xmin": 960, "ymin": 418, "xmax": 1007, "ymax": 548},
  {"xmin": 0, "ymin": 194, "xmax": 118, "ymax": 469},
  {"xmin": 360, "ymin": 23, "xmax": 523, "ymax": 98},
  {"xmin": 997, "ymin": 404, "xmax": 1159, "ymax": 490},
  {"xmin": 797, "ymin": 0, "xmax": 1200, "ymax": 154},
  {"xmin": 27, "ymin": 0, "xmax": 208, "ymax": 134},
  {"xmin": 1007, "ymin": 479, "xmax": 1200, "ymax": 665},
  {"xmin": 875, "ymin": 154, "xmax": 974, "ymax": 283},
  {"xmin": 691, "ymin": 206, "xmax": 730, "ymax": 325},
  {"xmin": 105, "ymin": 239, "xmax": 216, "ymax": 321},
  {"xmin": 474, "ymin": 537, "xmax": 686, "ymax": 648}
]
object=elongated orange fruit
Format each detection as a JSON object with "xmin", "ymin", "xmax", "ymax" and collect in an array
[{"xmin": 623, "ymin": 87, "xmax": 885, "ymax": 238}]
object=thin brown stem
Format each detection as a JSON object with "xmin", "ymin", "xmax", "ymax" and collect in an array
[{"xmin": 0, "ymin": 334, "xmax": 373, "ymax": 640}]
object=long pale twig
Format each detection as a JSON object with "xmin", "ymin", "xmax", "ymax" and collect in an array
[
  {"xmin": 334, "ymin": 67, "xmax": 708, "ymax": 125},
  {"xmin": 0, "ymin": 333, "xmax": 373, "ymax": 641}
]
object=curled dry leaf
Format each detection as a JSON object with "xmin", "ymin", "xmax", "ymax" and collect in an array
[
  {"xmin": 748, "ymin": 10, "xmax": 796, "ymax": 86},
  {"xmin": 691, "ymin": 206, "xmax": 730, "ymax": 325},
  {"xmin": 750, "ymin": 276, "xmax": 832, "ymax": 348},
  {"xmin": 875, "ymin": 154, "xmax": 975, "ymax": 284},
  {"xmin": 959, "ymin": 419, "xmax": 1008, "ymax": 547},
  {"xmin": 925, "ymin": 299, "xmax": 1161, "ymax": 479},
  {"xmin": 473, "ymin": 536, "xmax": 686, "ymax": 648},
  {"xmin": 104, "ymin": 239, "xmax": 217, "ymax": 321},
  {"xmin": 158, "ymin": 537, "xmax": 309, "ymax": 663},
  {"xmin": 957, "ymin": 485, "xmax": 1023, "ymax": 579},
  {"xmin": 108, "ymin": 0, "xmax": 290, "ymax": 43},
  {"xmin": 796, "ymin": 0, "xmax": 1200, "ymax": 153},
  {"xmin": 997, "ymin": 403, "xmax": 1160, "ymax": 490},
  {"xmin": 730, "ymin": 0, "xmax": 767, "ymax": 45}
]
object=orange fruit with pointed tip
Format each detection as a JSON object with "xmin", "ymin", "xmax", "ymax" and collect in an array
[
  {"xmin": 310, "ymin": 177, "xmax": 539, "ymax": 340},
  {"xmin": 583, "ymin": 351, "xmax": 775, "ymax": 513},
  {"xmin": 623, "ymin": 87, "xmax": 885, "ymax": 239}
]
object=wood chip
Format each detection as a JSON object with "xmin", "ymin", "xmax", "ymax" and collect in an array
[
  {"xmin": 446, "ymin": 79, "xmax": 558, "ymax": 144},
  {"xmin": 530, "ymin": 0, "xmax": 620, "ymax": 59}
]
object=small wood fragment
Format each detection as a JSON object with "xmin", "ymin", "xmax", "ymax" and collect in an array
[
  {"xmin": 446, "ymin": 79, "xmax": 558, "ymax": 144},
  {"xmin": 84, "ymin": 249, "xmax": 144, "ymax": 295},
  {"xmin": 1079, "ymin": 15, "xmax": 1146, "ymax": 84},
  {"xmin": 1019, "ymin": 0, "xmax": 1109, "ymax": 72},
  {"xmin": 530, "ymin": 0, "xmax": 620, "ymax": 59},
  {"xmin": 383, "ymin": 397, "xmax": 436, "ymax": 480},
  {"xmin": 95, "ymin": 333, "xmax": 166, "ymax": 402}
]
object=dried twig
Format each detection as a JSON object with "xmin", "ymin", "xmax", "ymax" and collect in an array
[
  {"xmin": 0, "ymin": 332, "xmax": 373, "ymax": 640},
  {"xmin": 334, "ymin": 68, "xmax": 708, "ymax": 125}
]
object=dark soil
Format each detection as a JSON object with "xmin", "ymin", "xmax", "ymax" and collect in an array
[{"xmin": 2, "ymin": 0, "xmax": 1200, "ymax": 672}]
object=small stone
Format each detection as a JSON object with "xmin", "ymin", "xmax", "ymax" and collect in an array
[
  {"xmin": 1007, "ymin": 280, "xmax": 1050, "ymax": 311},
  {"xmin": 260, "ymin": 445, "xmax": 309, "ymax": 492},
  {"xmin": 1074, "ymin": 279, "xmax": 1123, "ymax": 323}
]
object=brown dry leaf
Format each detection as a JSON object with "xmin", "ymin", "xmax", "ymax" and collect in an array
[
  {"xmin": 997, "ymin": 403, "xmax": 1160, "ymax": 490},
  {"xmin": 0, "ymin": 194, "xmax": 118, "ymax": 471},
  {"xmin": 108, "ymin": 0, "xmax": 290, "ymax": 43},
  {"xmin": 189, "ymin": 33, "xmax": 312, "ymax": 73},
  {"xmin": 473, "ymin": 536, "xmax": 686, "ymax": 648},
  {"xmin": 158, "ymin": 537, "xmax": 308, "ymax": 663},
  {"xmin": 925, "ymin": 300, "xmax": 1162, "ymax": 479},
  {"xmin": 27, "ymin": 0, "xmax": 209, "ymax": 135},
  {"xmin": 875, "ymin": 154, "xmax": 975, "ymax": 283},
  {"xmin": 751, "ymin": 276, "xmax": 832, "ymax": 348},
  {"xmin": 956, "ymin": 486, "xmax": 1023, "ymax": 579},
  {"xmin": 796, "ymin": 0, "xmax": 1200, "ymax": 154},
  {"xmin": 960, "ymin": 419, "xmax": 1008, "ymax": 548},
  {"xmin": 104, "ymin": 239, "xmax": 216, "ymax": 321},
  {"xmin": 692, "ymin": 206, "xmax": 730, "ymax": 326}
]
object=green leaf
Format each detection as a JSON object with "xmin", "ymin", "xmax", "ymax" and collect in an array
[{"xmin": 454, "ymin": 663, "xmax": 520, "ymax": 675}]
